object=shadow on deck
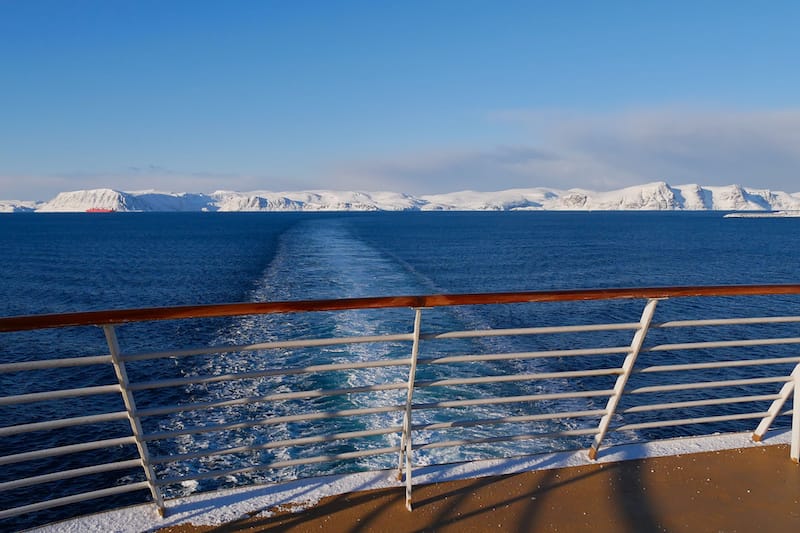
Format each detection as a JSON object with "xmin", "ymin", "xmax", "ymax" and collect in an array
[{"xmin": 158, "ymin": 444, "xmax": 799, "ymax": 533}]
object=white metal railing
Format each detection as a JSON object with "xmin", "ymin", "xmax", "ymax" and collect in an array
[{"xmin": 0, "ymin": 285, "xmax": 799, "ymax": 525}]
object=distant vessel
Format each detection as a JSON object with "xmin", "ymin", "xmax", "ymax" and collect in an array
[
  {"xmin": 724, "ymin": 210, "xmax": 800, "ymax": 218},
  {"xmin": 85, "ymin": 207, "xmax": 115, "ymax": 213}
]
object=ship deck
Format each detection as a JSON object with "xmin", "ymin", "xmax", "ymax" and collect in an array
[
  {"xmin": 159, "ymin": 444, "xmax": 799, "ymax": 533},
  {"xmin": 33, "ymin": 431, "xmax": 799, "ymax": 533}
]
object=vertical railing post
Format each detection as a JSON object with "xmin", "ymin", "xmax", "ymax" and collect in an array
[
  {"xmin": 753, "ymin": 363, "xmax": 800, "ymax": 450},
  {"xmin": 396, "ymin": 308, "xmax": 422, "ymax": 511},
  {"xmin": 588, "ymin": 298, "xmax": 659, "ymax": 460},
  {"xmin": 103, "ymin": 325, "xmax": 166, "ymax": 516},
  {"xmin": 792, "ymin": 370, "xmax": 799, "ymax": 463}
]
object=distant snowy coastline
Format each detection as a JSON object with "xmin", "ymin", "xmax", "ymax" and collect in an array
[{"xmin": 3, "ymin": 181, "xmax": 800, "ymax": 213}]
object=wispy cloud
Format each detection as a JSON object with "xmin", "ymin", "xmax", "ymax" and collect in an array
[
  {"xmin": 539, "ymin": 108, "xmax": 800, "ymax": 190},
  {"xmin": 334, "ymin": 146, "xmax": 564, "ymax": 193},
  {"xmin": 6, "ymin": 109, "xmax": 800, "ymax": 200},
  {"xmin": 118, "ymin": 165, "xmax": 252, "ymax": 193},
  {"xmin": 335, "ymin": 108, "xmax": 800, "ymax": 194},
  {"xmin": 1, "ymin": 165, "xmax": 297, "ymax": 201}
]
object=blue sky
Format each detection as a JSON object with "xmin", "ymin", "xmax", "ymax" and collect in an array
[{"xmin": 2, "ymin": 1, "xmax": 800, "ymax": 200}]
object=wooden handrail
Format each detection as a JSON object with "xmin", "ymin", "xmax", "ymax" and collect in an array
[{"xmin": 2, "ymin": 284, "xmax": 799, "ymax": 333}]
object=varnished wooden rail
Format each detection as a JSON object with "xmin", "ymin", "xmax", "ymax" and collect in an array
[{"xmin": 3, "ymin": 284, "xmax": 800, "ymax": 332}]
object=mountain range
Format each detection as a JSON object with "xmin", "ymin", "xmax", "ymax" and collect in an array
[{"xmin": 2, "ymin": 182, "xmax": 800, "ymax": 213}]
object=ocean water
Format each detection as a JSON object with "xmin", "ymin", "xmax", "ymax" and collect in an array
[
  {"xmin": 2, "ymin": 211, "xmax": 800, "ymax": 529},
  {"xmin": 3, "ymin": 211, "xmax": 799, "ymax": 312}
]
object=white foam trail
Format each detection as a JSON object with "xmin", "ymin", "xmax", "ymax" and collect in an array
[{"xmin": 155, "ymin": 219, "xmax": 600, "ymax": 493}]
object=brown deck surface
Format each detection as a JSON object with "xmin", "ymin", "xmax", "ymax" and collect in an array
[{"xmin": 160, "ymin": 445, "xmax": 800, "ymax": 533}]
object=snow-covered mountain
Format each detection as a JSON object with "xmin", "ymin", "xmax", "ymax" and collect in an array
[
  {"xmin": 0, "ymin": 200, "xmax": 38, "ymax": 213},
  {"xmin": 26, "ymin": 189, "xmax": 218, "ymax": 213},
  {"xmin": 3, "ymin": 182, "xmax": 800, "ymax": 213}
]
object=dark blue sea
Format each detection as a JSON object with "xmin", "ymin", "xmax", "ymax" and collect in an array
[{"xmin": 2, "ymin": 212, "xmax": 799, "ymax": 529}]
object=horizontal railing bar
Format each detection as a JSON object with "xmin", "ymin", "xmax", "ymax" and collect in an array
[
  {"xmin": 144, "ymin": 405, "xmax": 405, "ymax": 442},
  {"xmin": 415, "ymin": 427, "xmax": 599, "ymax": 451},
  {"xmin": 121, "ymin": 333, "xmax": 414, "ymax": 362},
  {"xmin": 621, "ymin": 394, "xmax": 781, "ymax": 413},
  {"xmin": 0, "ymin": 437, "xmax": 138, "ymax": 466},
  {"xmin": 0, "ymin": 384, "xmax": 122, "ymax": 406},
  {"xmin": 0, "ymin": 482, "xmax": 150, "ymax": 520},
  {"xmin": 4, "ymin": 284, "xmax": 800, "ymax": 332},
  {"xmin": 417, "ymin": 346, "xmax": 630, "ymax": 366},
  {"xmin": 644, "ymin": 337, "xmax": 800, "ymax": 353},
  {"xmin": 5, "ymin": 338, "xmax": 786, "ymax": 392},
  {"xmin": 628, "ymin": 376, "xmax": 790, "ymax": 394},
  {"xmin": 135, "ymin": 383, "xmax": 408, "ymax": 418},
  {"xmin": 155, "ymin": 446, "xmax": 401, "ymax": 486},
  {"xmin": 635, "ymin": 356, "xmax": 800, "ymax": 374},
  {"xmin": 413, "ymin": 389, "xmax": 615, "ymax": 410},
  {"xmin": 256, "ymin": 427, "xmax": 401, "ymax": 452},
  {"xmin": 614, "ymin": 412, "xmax": 769, "ymax": 432},
  {"xmin": 0, "ymin": 411, "xmax": 130, "ymax": 437},
  {"xmin": 413, "ymin": 409, "xmax": 606, "ymax": 432},
  {"xmin": 152, "ymin": 426, "xmax": 403, "ymax": 465},
  {"xmin": 228, "ymin": 446, "xmax": 401, "ymax": 471},
  {"xmin": 653, "ymin": 316, "xmax": 800, "ymax": 328},
  {"xmin": 143, "ymin": 392, "xmax": 612, "ymax": 444},
  {"xmin": 420, "ymin": 322, "xmax": 642, "ymax": 340},
  {"xmin": 0, "ymin": 459, "xmax": 142, "ymax": 492},
  {"xmin": 415, "ymin": 368, "xmax": 621, "ymax": 389},
  {"xmin": 129, "ymin": 358, "xmax": 413, "ymax": 391},
  {"xmin": 0, "ymin": 355, "xmax": 112, "ymax": 373}
]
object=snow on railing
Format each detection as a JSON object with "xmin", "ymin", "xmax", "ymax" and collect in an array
[{"xmin": 1, "ymin": 285, "xmax": 799, "ymax": 524}]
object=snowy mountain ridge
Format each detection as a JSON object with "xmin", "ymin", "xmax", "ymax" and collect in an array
[{"xmin": 3, "ymin": 182, "xmax": 800, "ymax": 213}]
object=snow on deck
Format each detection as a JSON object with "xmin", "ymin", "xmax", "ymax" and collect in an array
[{"xmin": 30, "ymin": 430, "xmax": 793, "ymax": 533}]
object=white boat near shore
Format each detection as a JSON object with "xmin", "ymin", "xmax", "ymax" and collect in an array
[{"xmin": 724, "ymin": 210, "xmax": 800, "ymax": 218}]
